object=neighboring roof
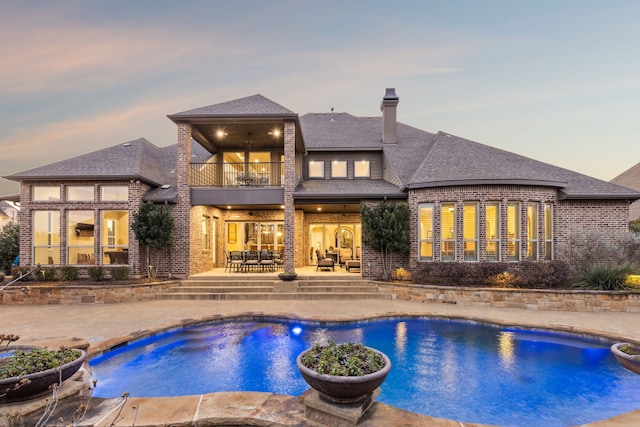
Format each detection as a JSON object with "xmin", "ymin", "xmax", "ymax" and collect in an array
[
  {"xmin": 611, "ymin": 161, "xmax": 640, "ymax": 192},
  {"xmin": 168, "ymin": 94, "xmax": 296, "ymax": 119},
  {"xmin": 4, "ymin": 138, "xmax": 173, "ymax": 187}
]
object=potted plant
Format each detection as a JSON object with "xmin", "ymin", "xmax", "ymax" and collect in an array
[
  {"xmin": 1, "ymin": 335, "xmax": 86, "ymax": 402},
  {"xmin": 278, "ymin": 271, "xmax": 297, "ymax": 281},
  {"xmin": 611, "ymin": 342, "xmax": 640, "ymax": 375},
  {"xmin": 296, "ymin": 340, "xmax": 391, "ymax": 403}
]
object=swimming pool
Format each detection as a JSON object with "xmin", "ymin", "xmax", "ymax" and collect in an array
[{"xmin": 89, "ymin": 318, "xmax": 640, "ymax": 426}]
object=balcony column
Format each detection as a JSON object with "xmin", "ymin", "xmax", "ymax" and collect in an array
[
  {"xmin": 173, "ymin": 122, "xmax": 192, "ymax": 277},
  {"xmin": 283, "ymin": 119, "xmax": 296, "ymax": 272}
]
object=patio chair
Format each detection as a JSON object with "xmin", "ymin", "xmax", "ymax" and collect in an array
[
  {"xmin": 243, "ymin": 250, "xmax": 260, "ymax": 273},
  {"xmin": 259, "ymin": 250, "xmax": 275, "ymax": 272},
  {"xmin": 315, "ymin": 249, "xmax": 334, "ymax": 271},
  {"xmin": 228, "ymin": 251, "xmax": 244, "ymax": 272}
]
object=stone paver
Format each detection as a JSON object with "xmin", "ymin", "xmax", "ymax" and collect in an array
[{"xmin": 1, "ymin": 299, "xmax": 639, "ymax": 426}]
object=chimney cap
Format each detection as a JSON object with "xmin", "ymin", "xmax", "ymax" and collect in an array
[{"xmin": 383, "ymin": 88, "xmax": 399, "ymax": 101}]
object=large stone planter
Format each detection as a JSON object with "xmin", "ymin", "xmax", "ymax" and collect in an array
[
  {"xmin": 611, "ymin": 342, "xmax": 640, "ymax": 375},
  {"xmin": 296, "ymin": 346, "xmax": 391, "ymax": 404},
  {"xmin": 0, "ymin": 346, "xmax": 87, "ymax": 402}
]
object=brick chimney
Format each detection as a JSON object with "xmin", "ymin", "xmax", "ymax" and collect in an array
[{"xmin": 380, "ymin": 88, "xmax": 399, "ymax": 144}]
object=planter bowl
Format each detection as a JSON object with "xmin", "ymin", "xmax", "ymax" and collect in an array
[
  {"xmin": 296, "ymin": 346, "xmax": 391, "ymax": 403},
  {"xmin": 0, "ymin": 346, "xmax": 87, "ymax": 402},
  {"xmin": 278, "ymin": 273, "xmax": 297, "ymax": 281},
  {"xmin": 611, "ymin": 342, "xmax": 640, "ymax": 375}
]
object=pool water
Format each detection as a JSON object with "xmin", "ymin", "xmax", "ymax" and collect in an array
[{"xmin": 89, "ymin": 318, "xmax": 640, "ymax": 426}]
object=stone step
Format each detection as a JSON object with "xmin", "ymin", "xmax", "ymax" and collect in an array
[
  {"xmin": 156, "ymin": 292, "xmax": 391, "ymax": 301},
  {"xmin": 164, "ymin": 286, "xmax": 274, "ymax": 294}
]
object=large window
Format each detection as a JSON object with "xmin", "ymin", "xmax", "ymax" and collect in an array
[
  {"xmin": 67, "ymin": 186, "xmax": 94, "ymax": 201},
  {"xmin": 486, "ymin": 202, "xmax": 500, "ymax": 261},
  {"xmin": 544, "ymin": 203, "xmax": 553, "ymax": 260},
  {"xmin": 33, "ymin": 186, "xmax": 60, "ymax": 202},
  {"xmin": 526, "ymin": 203, "xmax": 538, "ymax": 261},
  {"xmin": 419, "ymin": 204, "xmax": 434, "ymax": 260},
  {"xmin": 309, "ymin": 160, "xmax": 325, "ymax": 178},
  {"xmin": 506, "ymin": 202, "xmax": 520, "ymax": 261},
  {"xmin": 331, "ymin": 160, "xmax": 347, "ymax": 178},
  {"xmin": 33, "ymin": 210, "xmax": 60, "ymax": 264},
  {"xmin": 354, "ymin": 160, "xmax": 370, "ymax": 178},
  {"xmin": 463, "ymin": 203, "xmax": 478, "ymax": 261},
  {"xmin": 101, "ymin": 186, "xmax": 128, "ymax": 201},
  {"xmin": 68, "ymin": 210, "xmax": 94, "ymax": 265},
  {"xmin": 441, "ymin": 203, "xmax": 456, "ymax": 261},
  {"xmin": 101, "ymin": 210, "xmax": 129, "ymax": 265}
]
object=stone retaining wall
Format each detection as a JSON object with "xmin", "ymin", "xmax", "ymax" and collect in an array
[
  {"xmin": 0, "ymin": 281, "xmax": 177, "ymax": 305},
  {"xmin": 377, "ymin": 282, "xmax": 640, "ymax": 312}
]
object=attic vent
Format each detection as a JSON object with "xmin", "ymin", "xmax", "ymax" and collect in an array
[
  {"xmin": 122, "ymin": 142, "xmax": 131, "ymax": 147},
  {"xmin": 161, "ymin": 184, "xmax": 171, "ymax": 189}
]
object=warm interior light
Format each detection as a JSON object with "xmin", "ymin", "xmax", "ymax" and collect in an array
[{"xmin": 317, "ymin": 207, "xmax": 322, "ymax": 211}]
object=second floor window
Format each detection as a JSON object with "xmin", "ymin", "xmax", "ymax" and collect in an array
[
  {"xmin": 309, "ymin": 160, "xmax": 325, "ymax": 178},
  {"xmin": 331, "ymin": 160, "xmax": 347, "ymax": 178},
  {"xmin": 354, "ymin": 160, "xmax": 370, "ymax": 178}
]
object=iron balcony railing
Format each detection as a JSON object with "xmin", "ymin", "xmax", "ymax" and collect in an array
[{"xmin": 190, "ymin": 162, "xmax": 284, "ymax": 187}]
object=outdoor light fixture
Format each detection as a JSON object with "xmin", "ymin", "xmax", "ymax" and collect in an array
[{"xmin": 216, "ymin": 130, "xmax": 228, "ymax": 138}]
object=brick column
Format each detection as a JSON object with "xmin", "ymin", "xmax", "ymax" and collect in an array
[
  {"xmin": 173, "ymin": 123, "xmax": 192, "ymax": 278},
  {"xmin": 283, "ymin": 120, "xmax": 296, "ymax": 272}
]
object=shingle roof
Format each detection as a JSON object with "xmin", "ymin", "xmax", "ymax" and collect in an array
[
  {"xmin": 4, "ymin": 138, "xmax": 172, "ymax": 187},
  {"xmin": 294, "ymin": 179, "xmax": 406, "ymax": 199},
  {"xmin": 168, "ymin": 94, "xmax": 296, "ymax": 119}
]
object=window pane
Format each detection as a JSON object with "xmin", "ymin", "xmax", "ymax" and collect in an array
[
  {"xmin": 507, "ymin": 203, "xmax": 520, "ymax": 261},
  {"xmin": 419, "ymin": 204, "xmax": 434, "ymax": 260},
  {"xmin": 441, "ymin": 203, "xmax": 455, "ymax": 261},
  {"xmin": 463, "ymin": 203, "xmax": 477, "ymax": 261},
  {"xmin": 101, "ymin": 186, "xmax": 128, "ymax": 201},
  {"xmin": 527, "ymin": 203, "xmax": 538, "ymax": 260},
  {"xmin": 309, "ymin": 160, "xmax": 324, "ymax": 178},
  {"xmin": 33, "ymin": 186, "xmax": 60, "ymax": 201},
  {"xmin": 486, "ymin": 202, "xmax": 500, "ymax": 261},
  {"xmin": 101, "ymin": 210, "xmax": 129, "ymax": 265},
  {"xmin": 544, "ymin": 203, "xmax": 553, "ymax": 260},
  {"xmin": 331, "ymin": 160, "xmax": 347, "ymax": 178},
  {"xmin": 33, "ymin": 210, "xmax": 60, "ymax": 264},
  {"xmin": 67, "ymin": 186, "xmax": 94, "ymax": 201},
  {"xmin": 202, "ymin": 217, "xmax": 210, "ymax": 250},
  {"xmin": 68, "ymin": 210, "xmax": 94, "ymax": 265},
  {"xmin": 354, "ymin": 160, "xmax": 370, "ymax": 178}
]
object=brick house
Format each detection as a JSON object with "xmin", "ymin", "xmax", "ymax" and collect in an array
[
  {"xmin": 611, "ymin": 162, "xmax": 640, "ymax": 221},
  {"xmin": 5, "ymin": 89, "xmax": 640, "ymax": 279}
]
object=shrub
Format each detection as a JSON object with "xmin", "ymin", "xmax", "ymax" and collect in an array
[
  {"xmin": 88, "ymin": 266, "xmax": 105, "ymax": 282},
  {"xmin": 576, "ymin": 263, "xmax": 635, "ymax": 291},
  {"xmin": 60, "ymin": 267, "xmax": 79, "ymax": 281},
  {"xmin": 0, "ymin": 223, "xmax": 19, "ymax": 275},
  {"xmin": 11, "ymin": 266, "xmax": 34, "ymax": 281},
  {"xmin": 513, "ymin": 260, "xmax": 571, "ymax": 289},
  {"xmin": 0, "ymin": 347, "xmax": 82, "ymax": 379},
  {"xmin": 111, "ymin": 267, "xmax": 129, "ymax": 281},
  {"xmin": 391, "ymin": 267, "xmax": 411, "ymax": 281},
  {"xmin": 40, "ymin": 267, "xmax": 58, "ymax": 281}
]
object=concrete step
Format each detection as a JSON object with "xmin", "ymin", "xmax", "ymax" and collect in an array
[{"xmin": 163, "ymin": 286, "xmax": 274, "ymax": 294}]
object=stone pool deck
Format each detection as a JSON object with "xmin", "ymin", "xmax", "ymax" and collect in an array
[{"xmin": 2, "ymin": 299, "xmax": 640, "ymax": 426}]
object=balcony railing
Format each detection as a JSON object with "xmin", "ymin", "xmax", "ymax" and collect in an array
[{"xmin": 190, "ymin": 162, "xmax": 284, "ymax": 188}]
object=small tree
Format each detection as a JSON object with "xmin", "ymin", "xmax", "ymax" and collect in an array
[
  {"xmin": 360, "ymin": 201, "xmax": 410, "ymax": 280},
  {"xmin": 131, "ymin": 202, "xmax": 174, "ymax": 278},
  {"xmin": 630, "ymin": 218, "xmax": 640, "ymax": 234},
  {"xmin": 0, "ymin": 222, "xmax": 20, "ymax": 275}
]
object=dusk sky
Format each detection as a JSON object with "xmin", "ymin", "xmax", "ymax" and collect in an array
[{"xmin": 1, "ymin": 0, "xmax": 639, "ymax": 196}]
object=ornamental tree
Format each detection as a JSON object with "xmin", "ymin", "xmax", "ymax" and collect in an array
[
  {"xmin": 131, "ymin": 202, "xmax": 174, "ymax": 277},
  {"xmin": 0, "ymin": 222, "xmax": 19, "ymax": 275},
  {"xmin": 360, "ymin": 201, "xmax": 410, "ymax": 281}
]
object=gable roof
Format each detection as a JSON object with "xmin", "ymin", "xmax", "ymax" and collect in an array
[
  {"xmin": 4, "ymin": 138, "xmax": 172, "ymax": 187},
  {"xmin": 168, "ymin": 94, "xmax": 296, "ymax": 119}
]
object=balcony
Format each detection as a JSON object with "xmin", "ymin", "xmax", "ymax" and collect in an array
[{"xmin": 190, "ymin": 162, "xmax": 284, "ymax": 188}]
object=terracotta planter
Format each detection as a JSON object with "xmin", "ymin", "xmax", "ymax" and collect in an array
[
  {"xmin": 296, "ymin": 346, "xmax": 391, "ymax": 403},
  {"xmin": 611, "ymin": 342, "xmax": 640, "ymax": 375},
  {"xmin": 0, "ymin": 346, "xmax": 87, "ymax": 402}
]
